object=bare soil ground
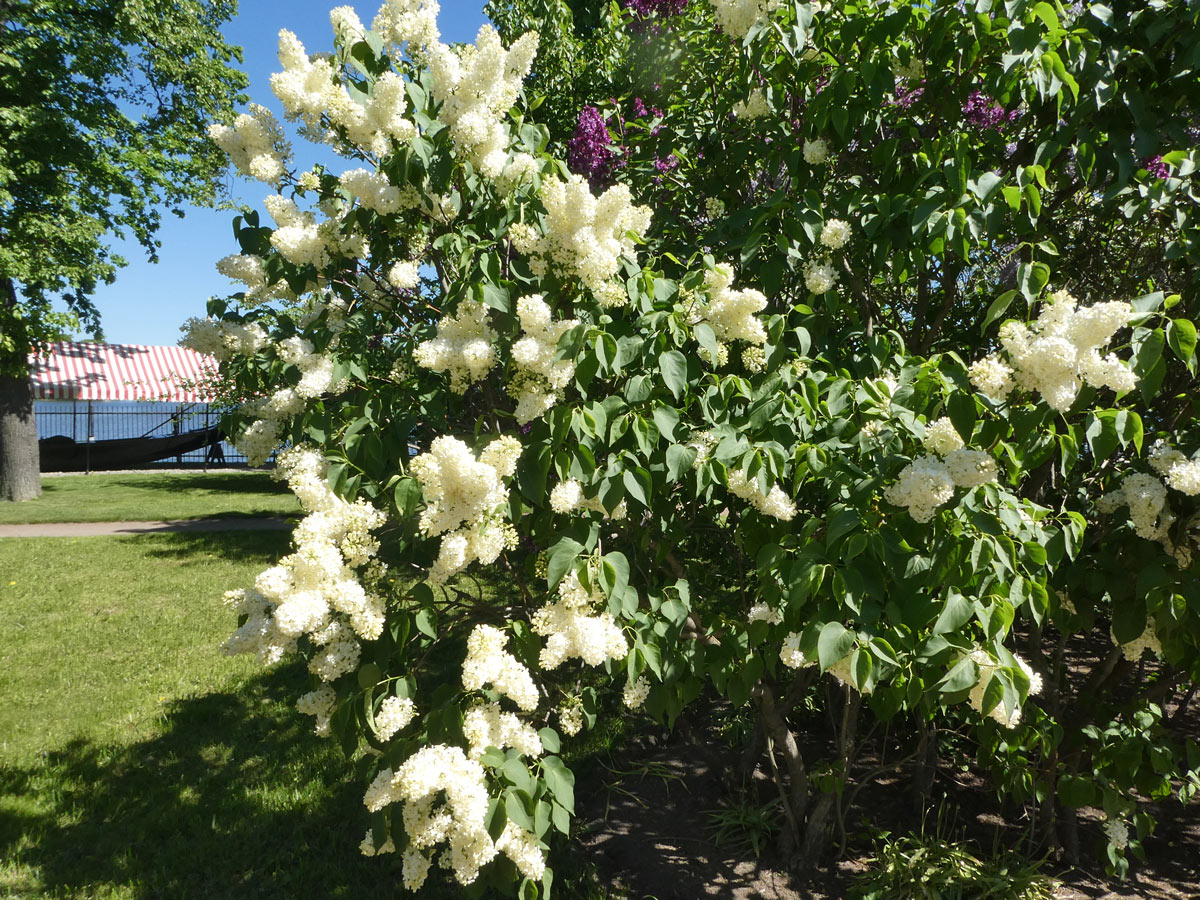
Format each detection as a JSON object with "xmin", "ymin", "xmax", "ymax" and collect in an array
[{"xmin": 572, "ymin": 702, "xmax": 1200, "ymax": 900}]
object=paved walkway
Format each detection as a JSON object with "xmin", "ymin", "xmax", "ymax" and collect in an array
[{"xmin": 0, "ymin": 517, "xmax": 293, "ymax": 538}]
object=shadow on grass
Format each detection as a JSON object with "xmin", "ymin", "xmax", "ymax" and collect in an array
[
  {"xmin": 137, "ymin": 530, "xmax": 294, "ymax": 564},
  {"xmin": 0, "ymin": 662, "xmax": 420, "ymax": 900},
  {"xmin": 96, "ymin": 472, "xmax": 292, "ymax": 501}
]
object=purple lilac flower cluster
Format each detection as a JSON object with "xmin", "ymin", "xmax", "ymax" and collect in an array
[
  {"xmin": 963, "ymin": 90, "xmax": 1021, "ymax": 131},
  {"xmin": 567, "ymin": 105, "xmax": 619, "ymax": 189},
  {"xmin": 892, "ymin": 81, "xmax": 925, "ymax": 109},
  {"xmin": 623, "ymin": 0, "xmax": 689, "ymax": 16},
  {"xmin": 1144, "ymin": 155, "xmax": 1171, "ymax": 180}
]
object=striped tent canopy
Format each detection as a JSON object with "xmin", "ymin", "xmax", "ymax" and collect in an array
[{"xmin": 29, "ymin": 342, "xmax": 219, "ymax": 402}]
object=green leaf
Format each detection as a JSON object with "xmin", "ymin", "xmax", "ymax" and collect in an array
[
  {"xmin": 546, "ymin": 537, "xmax": 584, "ymax": 589},
  {"xmin": 981, "ymin": 289, "xmax": 1019, "ymax": 332},
  {"xmin": 1017, "ymin": 262, "xmax": 1050, "ymax": 302},
  {"xmin": 939, "ymin": 656, "xmax": 979, "ymax": 694},
  {"xmin": 666, "ymin": 443, "xmax": 697, "ymax": 480},
  {"xmin": 817, "ymin": 622, "xmax": 855, "ymax": 671},
  {"xmin": 659, "ymin": 350, "xmax": 688, "ymax": 400},
  {"xmin": 932, "ymin": 591, "xmax": 973, "ymax": 635},
  {"xmin": 415, "ymin": 607, "xmax": 438, "ymax": 639},
  {"xmin": 1167, "ymin": 318, "xmax": 1198, "ymax": 369}
]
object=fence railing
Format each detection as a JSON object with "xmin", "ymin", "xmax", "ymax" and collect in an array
[{"xmin": 35, "ymin": 401, "xmax": 253, "ymax": 469}]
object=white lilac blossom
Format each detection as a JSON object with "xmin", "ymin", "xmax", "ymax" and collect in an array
[
  {"xmin": 414, "ymin": 300, "xmax": 497, "ymax": 393},
  {"xmin": 696, "ymin": 262, "xmax": 768, "ymax": 345},
  {"xmin": 179, "ymin": 317, "xmax": 267, "ymax": 362},
  {"xmin": 733, "ymin": 89, "xmax": 770, "ymax": 119},
  {"xmin": 780, "ymin": 632, "xmax": 809, "ymax": 669},
  {"xmin": 804, "ymin": 256, "xmax": 838, "ymax": 294},
  {"xmin": 727, "ymin": 468, "xmax": 798, "ymax": 521},
  {"xmin": 375, "ymin": 696, "xmax": 417, "ymax": 741},
  {"xmin": 710, "ymin": 0, "xmax": 784, "ymax": 40},
  {"xmin": 461, "ymin": 624, "xmax": 539, "ymax": 711},
  {"xmin": 509, "ymin": 174, "xmax": 651, "ymax": 301},
  {"xmin": 819, "ymin": 218, "xmax": 851, "ymax": 250},
  {"xmin": 223, "ymin": 447, "xmax": 387, "ymax": 698},
  {"xmin": 741, "ymin": 345, "xmax": 766, "ymax": 373},
  {"xmin": 362, "ymin": 744, "xmax": 512, "ymax": 888},
  {"xmin": 972, "ymin": 289, "xmax": 1137, "ymax": 411},
  {"xmin": 705, "ymin": 197, "xmax": 726, "ymax": 219},
  {"xmin": 387, "ymin": 260, "xmax": 421, "ymax": 291},
  {"xmin": 923, "ymin": 417, "xmax": 965, "ymax": 456},
  {"xmin": 549, "ymin": 479, "xmax": 584, "ymax": 513},
  {"xmin": 803, "ymin": 138, "xmax": 829, "ymax": 164},
  {"xmin": 373, "ymin": 0, "xmax": 441, "ymax": 51},
  {"xmin": 1097, "ymin": 472, "xmax": 1170, "ymax": 541},
  {"xmin": 271, "ymin": 29, "xmax": 416, "ymax": 156},
  {"xmin": 748, "ymin": 602, "xmax": 783, "ymax": 625},
  {"xmin": 427, "ymin": 26, "xmax": 539, "ymax": 177},
  {"xmin": 1149, "ymin": 440, "xmax": 1200, "ymax": 496},
  {"xmin": 623, "ymin": 676, "xmax": 651, "ymax": 709},
  {"xmin": 462, "ymin": 701, "xmax": 544, "ymax": 758},
  {"xmin": 409, "ymin": 436, "xmax": 520, "ymax": 583},
  {"xmin": 531, "ymin": 569, "xmax": 629, "ymax": 669},
  {"xmin": 508, "ymin": 294, "xmax": 579, "ymax": 424},
  {"xmin": 208, "ymin": 104, "xmax": 291, "ymax": 186},
  {"xmin": 966, "ymin": 649, "xmax": 1042, "ymax": 728},
  {"xmin": 884, "ymin": 456, "xmax": 956, "ymax": 523}
]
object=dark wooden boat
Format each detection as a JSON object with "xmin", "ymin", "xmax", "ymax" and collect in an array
[{"xmin": 39, "ymin": 427, "xmax": 224, "ymax": 472}]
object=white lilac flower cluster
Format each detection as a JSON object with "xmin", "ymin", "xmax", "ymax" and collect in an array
[
  {"xmin": 214, "ymin": 253, "xmax": 294, "ymax": 306},
  {"xmin": 689, "ymin": 430, "xmax": 719, "ymax": 469},
  {"xmin": 696, "ymin": 263, "xmax": 769, "ymax": 358},
  {"xmin": 884, "ymin": 419, "xmax": 998, "ymax": 522},
  {"xmin": 264, "ymin": 194, "xmax": 330, "ymax": 268},
  {"xmin": 512, "ymin": 174, "xmax": 652, "ymax": 306},
  {"xmin": 387, "ymin": 260, "xmax": 421, "ymax": 290},
  {"xmin": 427, "ymin": 26, "xmax": 539, "ymax": 177},
  {"xmin": 223, "ymin": 447, "xmax": 387, "ymax": 716},
  {"xmin": 207, "ymin": 104, "xmax": 291, "ymax": 187},
  {"xmin": 279, "ymin": 335, "xmax": 341, "ymax": 399},
  {"xmin": 1103, "ymin": 818, "xmax": 1130, "ymax": 850},
  {"xmin": 373, "ymin": 0, "xmax": 441, "ymax": 51},
  {"xmin": 748, "ymin": 602, "xmax": 783, "ymax": 625},
  {"xmin": 709, "ymin": 0, "xmax": 783, "ymax": 39},
  {"xmin": 363, "ymin": 743, "xmax": 544, "ymax": 888},
  {"xmin": 1112, "ymin": 623, "xmax": 1163, "ymax": 662},
  {"xmin": 375, "ymin": 695, "xmax": 417, "ymax": 741},
  {"xmin": 966, "ymin": 648, "xmax": 1043, "ymax": 728},
  {"xmin": 804, "ymin": 256, "xmax": 838, "ymax": 294},
  {"xmin": 508, "ymin": 294, "xmax": 579, "ymax": 424},
  {"xmin": 803, "ymin": 138, "xmax": 829, "ymax": 164},
  {"xmin": 623, "ymin": 676, "xmax": 651, "ymax": 709},
  {"xmin": 179, "ymin": 316, "xmax": 268, "ymax": 362},
  {"xmin": 557, "ymin": 701, "xmax": 583, "ymax": 736},
  {"xmin": 271, "ymin": 21, "xmax": 417, "ymax": 157},
  {"xmin": 893, "ymin": 56, "xmax": 925, "ymax": 82},
  {"xmin": 705, "ymin": 197, "xmax": 726, "ymax": 219},
  {"xmin": 414, "ymin": 300, "xmax": 497, "ymax": 393},
  {"xmin": 409, "ymin": 436, "xmax": 521, "ymax": 583},
  {"xmin": 780, "ymin": 632, "xmax": 808, "ymax": 669},
  {"xmin": 532, "ymin": 569, "xmax": 629, "ymax": 670},
  {"xmin": 733, "ymin": 89, "xmax": 770, "ymax": 119},
  {"xmin": 969, "ymin": 289, "xmax": 1137, "ymax": 411},
  {"xmin": 1097, "ymin": 472, "xmax": 1170, "ymax": 542},
  {"xmin": 339, "ymin": 167, "xmax": 420, "ymax": 215},
  {"xmin": 462, "ymin": 701, "xmax": 543, "ymax": 758},
  {"xmin": 547, "ymin": 478, "xmax": 627, "ymax": 519},
  {"xmin": 461, "ymin": 623, "xmax": 540, "ymax": 711},
  {"xmin": 820, "ymin": 218, "xmax": 851, "ymax": 250},
  {"xmin": 1149, "ymin": 440, "xmax": 1200, "ymax": 496},
  {"xmin": 727, "ymin": 468, "xmax": 798, "ymax": 521}
]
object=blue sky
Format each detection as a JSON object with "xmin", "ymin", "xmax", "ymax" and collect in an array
[{"xmin": 85, "ymin": 0, "xmax": 489, "ymax": 348}]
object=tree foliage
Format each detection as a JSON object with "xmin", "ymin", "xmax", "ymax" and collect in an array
[{"xmin": 0, "ymin": 0, "xmax": 248, "ymax": 372}]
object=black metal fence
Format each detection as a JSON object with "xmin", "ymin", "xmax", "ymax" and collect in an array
[{"xmin": 35, "ymin": 400, "xmax": 250, "ymax": 469}]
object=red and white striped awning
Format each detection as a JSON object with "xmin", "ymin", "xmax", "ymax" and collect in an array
[{"xmin": 28, "ymin": 342, "xmax": 219, "ymax": 402}]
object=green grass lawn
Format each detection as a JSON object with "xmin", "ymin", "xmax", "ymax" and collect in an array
[
  {"xmin": 0, "ymin": 531, "xmax": 431, "ymax": 899},
  {"xmin": 0, "ymin": 471, "xmax": 301, "ymax": 524}
]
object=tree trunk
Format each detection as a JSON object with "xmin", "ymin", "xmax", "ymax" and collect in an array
[{"xmin": 0, "ymin": 369, "xmax": 41, "ymax": 501}]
